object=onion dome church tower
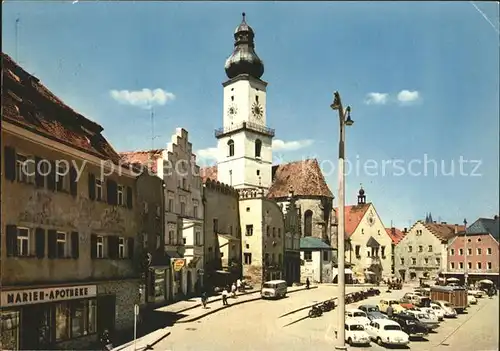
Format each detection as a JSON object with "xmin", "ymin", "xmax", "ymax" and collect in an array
[{"xmin": 215, "ymin": 13, "xmax": 275, "ymax": 190}]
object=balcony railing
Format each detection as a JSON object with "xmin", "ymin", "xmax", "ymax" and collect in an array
[{"xmin": 215, "ymin": 121, "xmax": 275, "ymax": 138}]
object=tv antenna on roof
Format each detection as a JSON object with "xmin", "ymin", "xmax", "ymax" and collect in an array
[
  {"xmin": 150, "ymin": 107, "xmax": 161, "ymax": 151},
  {"xmin": 15, "ymin": 16, "xmax": 20, "ymax": 62}
]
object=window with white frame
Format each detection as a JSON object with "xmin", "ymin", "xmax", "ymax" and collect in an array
[
  {"xmin": 424, "ymin": 258, "xmax": 429, "ymax": 265},
  {"xmin": 195, "ymin": 231, "xmax": 201, "ymax": 246},
  {"xmin": 411, "ymin": 257, "xmax": 416, "ymax": 265},
  {"xmin": 56, "ymin": 162, "xmax": 68, "ymax": 191},
  {"xmin": 436, "ymin": 257, "xmax": 441, "ymax": 265},
  {"xmin": 17, "ymin": 227, "xmax": 31, "ymax": 256},
  {"xmin": 418, "ymin": 245, "xmax": 423, "ymax": 252},
  {"xmin": 459, "ymin": 262, "xmax": 464, "ymax": 269},
  {"xmin": 117, "ymin": 185, "xmax": 124, "ymax": 206},
  {"xmin": 16, "ymin": 154, "xmax": 34, "ymax": 183},
  {"xmin": 400, "ymin": 257, "xmax": 404, "ymax": 265},
  {"xmin": 450, "ymin": 248, "xmax": 455, "ymax": 255},
  {"xmin": 451, "ymin": 262, "xmax": 455, "ymax": 269},
  {"xmin": 487, "ymin": 262, "xmax": 492, "ymax": 269},
  {"xmin": 168, "ymin": 192, "xmax": 174, "ymax": 212},
  {"xmin": 477, "ymin": 262, "xmax": 482, "ymax": 269},
  {"xmin": 96, "ymin": 236, "xmax": 104, "ymax": 258},
  {"xmin": 193, "ymin": 200, "xmax": 199, "ymax": 218},
  {"xmin": 95, "ymin": 178, "xmax": 103, "ymax": 201},
  {"xmin": 304, "ymin": 252, "xmax": 312, "ymax": 261},
  {"xmin": 118, "ymin": 237, "xmax": 126, "ymax": 258},
  {"xmin": 487, "ymin": 248, "xmax": 492, "ymax": 255},
  {"xmin": 408, "ymin": 246, "xmax": 413, "ymax": 253},
  {"xmin": 180, "ymin": 196, "xmax": 186, "ymax": 216},
  {"xmin": 477, "ymin": 248, "xmax": 482, "ymax": 255},
  {"xmin": 467, "ymin": 262, "xmax": 472, "ymax": 269},
  {"xmin": 428, "ymin": 245, "xmax": 433, "ymax": 252},
  {"xmin": 57, "ymin": 232, "xmax": 67, "ymax": 258},
  {"xmin": 467, "ymin": 248, "xmax": 472, "ymax": 255},
  {"xmin": 459, "ymin": 248, "xmax": 463, "ymax": 255}
]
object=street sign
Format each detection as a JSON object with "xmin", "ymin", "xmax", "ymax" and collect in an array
[
  {"xmin": 134, "ymin": 304, "xmax": 139, "ymax": 316},
  {"xmin": 173, "ymin": 259, "xmax": 185, "ymax": 272}
]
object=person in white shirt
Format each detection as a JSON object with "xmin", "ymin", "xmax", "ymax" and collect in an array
[
  {"xmin": 222, "ymin": 288, "xmax": 229, "ymax": 305},
  {"xmin": 236, "ymin": 279, "xmax": 242, "ymax": 292},
  {"xmin": 231, "ymin": 283, "xmax": 237, "ymax": 298}
]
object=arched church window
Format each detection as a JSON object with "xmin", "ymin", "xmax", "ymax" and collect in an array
[
  {"xmin": 304, "ymin": 210, "xmax": 313, "ymax": 237},
  {"xmin": 255, "ymin": 139, "xmax": 262, "ymax": 158},
  {"xmin": 228, "ymin": 139, "xmax": 235, "ymax": 157}
]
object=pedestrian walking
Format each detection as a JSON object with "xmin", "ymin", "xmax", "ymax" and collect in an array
[
  {"xmin": 201, "ymin": 291, "xmax": 208, "ymax": 309},
  {"xmin": 237, "ymin": 278, "xmax": 242, "ymax": 292},
  {"xmin": 387, "ymin": 304, "xmax": 394, "ymax": 317},
  {"xmin": 222, "ymin": 288, "xmax": 229, "ymax": 305},
  {"xmin": 306, "ymin": 278, "xmax": 310, "ymax": 289},
  {"xmin": 231, "ymin": 283, "xmax": 237, "ymax": 298}
]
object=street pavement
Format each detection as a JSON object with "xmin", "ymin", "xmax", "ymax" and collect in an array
[{"xmin": 150, "ymin": 284, "xmax": 499, "ymax": 351}]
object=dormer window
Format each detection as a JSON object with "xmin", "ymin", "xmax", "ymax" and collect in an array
[
  {"xmin": 255, "ymin": 139, "xmax": 262, "ymax": 158},
  {"xmin": 228, "ymin": 139, "xmax": 235, "ymax": 157}
]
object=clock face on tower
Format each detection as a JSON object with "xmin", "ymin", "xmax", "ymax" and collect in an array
[
  {"xmin": 227, "ymin": 104, "xmax": 238, "ymax": 119},
  {"xmin": 252, "ymin": 102, "xmax": 264, "ymax": 120}
]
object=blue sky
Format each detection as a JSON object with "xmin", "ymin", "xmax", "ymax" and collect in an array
[{"xmin": 3, "ymin": 1, "xmax": 499, "ymax": 228}]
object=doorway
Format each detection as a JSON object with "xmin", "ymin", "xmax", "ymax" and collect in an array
[
  {"xmin": 97, "ymin": 295, "xmax": 116, "ymax": 337},
  {"xmin": 21, "ymin": 304, "xmax": 52, "ymax": 350}
]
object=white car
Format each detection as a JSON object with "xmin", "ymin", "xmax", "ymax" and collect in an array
[
  {"xmin": 345, "ymin": 308, "xmax": 371, "ymax": 326},
  {"xmin": 467, "ymin": 294, "xmax": 478, "ymax": 305},
  {"xmin": 345, "ymin": 318, "xmax": 371, "ymax": 346},
  {"xmin": 468, "ymin": 289, "xmax": 485, "ymax": 298},
  {"xmin": 366, "ymin": 318, "xmax": 410, "ymax": 346},
  {"xmin": 416, "ymin": 306, "xmax": 444, "ymax": 321},
  {"xmin": 432, "ymin": 301, "xmax": 457, "ymax": 318}
]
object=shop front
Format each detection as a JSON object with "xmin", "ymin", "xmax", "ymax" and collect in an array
[{"xmin": 0, "ymin": 285, "xmax": 97, "ymax": 350}]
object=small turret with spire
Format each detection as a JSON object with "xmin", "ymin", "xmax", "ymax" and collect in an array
[{"xmin": 357, "ymin": 184, "xmax": 366, "ymax": 205}]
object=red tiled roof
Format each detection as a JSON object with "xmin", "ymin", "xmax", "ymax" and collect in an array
[
  {"xmin": 268, "ymin": 159, "xmax": 333, "ymax": 198},
  {"xmin": 119, "ymin": 149, "xmax": 163, "ymax": 173},
  {"xmin": 423, "ymin": 222, "xmax": 465, "ymax": 241},
  {"xmin": 385, "ymin": 227, "xmax": 406, "ymax": 245},
  {"xmin": 332, "ymin": 203, "xmax": 371, "ymax": 238},
  {"xmin": 200, "ymin": 165, "xmax": 218, "ymax": 183},
  {"xmin": 2, "ymin": 53, "xmax": 121, "ymax": 163}
]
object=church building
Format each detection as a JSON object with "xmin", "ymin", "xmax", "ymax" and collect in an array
[{"xmin": 201, "ymin": 13, "xmax": 334, "ymax": 286}]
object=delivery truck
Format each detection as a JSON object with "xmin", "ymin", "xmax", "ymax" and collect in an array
[{"xmin": 430, "ymin": 285, "xmax": 468, "ymax": 313}]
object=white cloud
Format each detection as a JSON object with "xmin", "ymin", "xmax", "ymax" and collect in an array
[
  {"xmin": 272, "ymin": 139, "xmax": 314, "ymax": 151},
  {"xmin": 110, "ymin": 88, "xmax": 175, "ymax": 109},
  {"xmin": 195, "ymin": 139, "xmax": 313, "ymax": 160},
  {"xmin": 397, "ymin": 90, "xmax": 420, "ymax": 103},
  {"xmin": 196, "ymin": 147, "xmax": 218, "ymax": 160},
  {"xmin": 364, "ymin": 92, "xmax": 388, "ymax": 105}
]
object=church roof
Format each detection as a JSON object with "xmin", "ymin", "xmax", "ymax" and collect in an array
[
  {"xmin": 198, "ymin": 159, "xmax": 333, "ymax": 198},
  {"xmin": 268, "ymin": 159, "xmax": 333, "ymax": 198},
  {"xmin": 2, "ymin": 53, "xmax": 121, "ymax": 163},
  {"xmin": 119, "ymin": 149, "xmax": 164, "ymax": 173},
  {"xmin": 200, "ymin": 165, "xmax": 218, "ymax": 183},
  {"xmin": 385, "ymin": 227, "xmax": 406, "ymax": 245},
  {"xmin": 332, "ymin": 203, "xmax": 371, "ymax": 238}
]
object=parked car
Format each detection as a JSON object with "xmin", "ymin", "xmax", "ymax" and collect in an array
[
  {"xmin": 468, "ymin": 289, "xmax": 485, "ymax": 298},
  {"xmin": 429, "ymin": 302, "xmax": 449, "ymax": 319},
  {"xmin": 418, "ymin": 306, "xmax": 444, "ymax": 321},
  {"xmin": 365, "ymin": 318, "xmax": 410, "ymax": 347},
  {"xmin": 345, "ymin": 318, "xmax": 371, "ymax": 346},
  {"xmin": 345, "ymin": 308, "xmax": 371, "ymax": 326},
  {"xmin": 404, "ymin": 310, "xmax": 440, "ymax": 330},
  {"xmin": 359, "ymin": 305, "xmax": 388, "ymax": 321},
  {"xmin": 467, "ymin": 294, "xmax": 478, "ymax": 305},
  {"xmin": 390, "ymin": 313, "xmax": 429, "ymax": 338},
  {"xmin": 432, "ymin": 300, "xmax": 457, "ymax": 318},
  {"xmin": 378, "ymin": 298, "xmax": 406, "ymax": 314},
  {"xmin": 402, "ymin": 293, "xmax": 431, "ymax": 307}
]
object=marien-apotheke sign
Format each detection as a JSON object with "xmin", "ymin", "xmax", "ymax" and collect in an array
[{"xmin": 1, "ymin": 285, "xmax": 97, "ymax": 307}]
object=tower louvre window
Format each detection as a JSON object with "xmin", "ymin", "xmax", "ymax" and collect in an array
[
  {"xmin": 228, "ymin": 139, "xmax": 235, "ymax": 157},
  {"xmin": 255, "ymin": 95, "xmax": 259, "ymax": 102},
  {"xmin": 255, "ymin": 139, "xmax": 262, "ymax": 158}
]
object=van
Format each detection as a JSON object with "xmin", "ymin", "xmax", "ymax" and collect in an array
[{"xmin": 261, "ymin": 280, "xmax": 287, "ymax": 299}]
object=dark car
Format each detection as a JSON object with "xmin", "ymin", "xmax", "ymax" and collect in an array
[
  {"xmin": 390, "ymin": 313, "xmax": 429, "ymax": 338},
  {"xmin": 359, "ymin": 305, "xmax": 388, "ymax": 321}
]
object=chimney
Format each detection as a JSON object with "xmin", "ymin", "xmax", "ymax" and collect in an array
[
  {"xmin": 441, "ymin": 221, "xmax": 447, "ymax": 224},
  {"xmin": 391, "ymin": 227, "xmax": 396, "ymax": 236},
  {"xmin": 433, "ymin": 221, "xmax": 437, "ymax": 224},
  {"xmin": 454, "ymin": 224, "xmax": 458, "ymax": 234},
  {"xmin": 494, "ymin": 215, "xmax": 499, "ymax": 220},
  {"xmin": 403, "ymin": 228, "xmax": 408, "ymax": 233}
]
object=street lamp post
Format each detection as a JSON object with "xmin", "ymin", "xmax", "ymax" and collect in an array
[
  {"xmin": 463, "ymin": 218, "xmax": 468, "ymax": 287},
  {"xmin": 330, "ymin": 91, "xmax": 353, "ymax": 351}
]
